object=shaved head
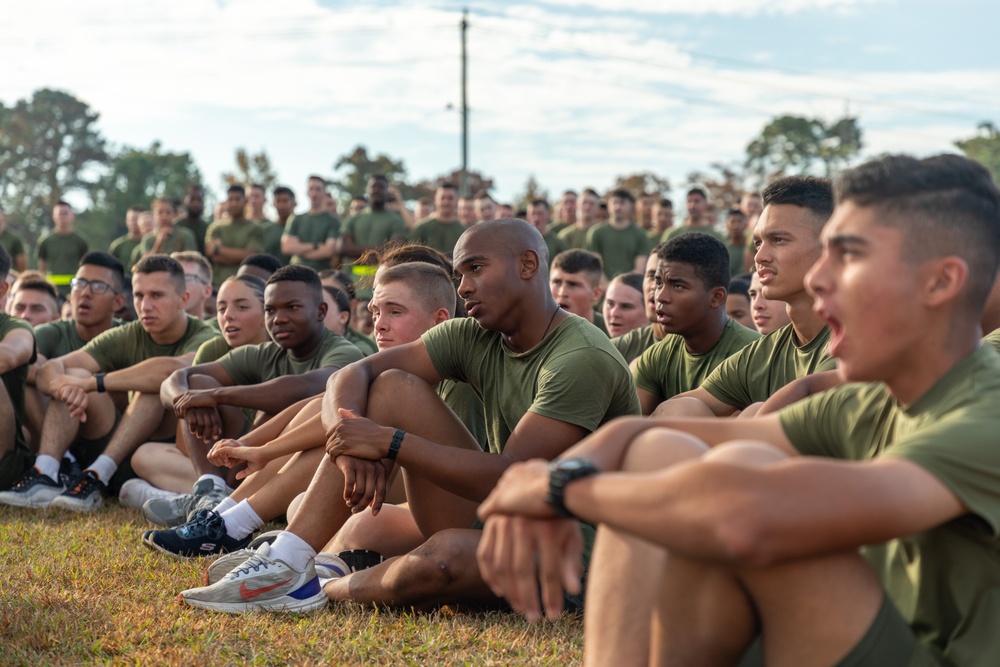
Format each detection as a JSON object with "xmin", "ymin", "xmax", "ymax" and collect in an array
[{"xmin": 456, "ymin": 218, "xmax": 549, "ymax": 268}]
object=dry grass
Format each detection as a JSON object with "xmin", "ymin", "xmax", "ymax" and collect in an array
[{"xmin": 0, "ymin": 506, "xmax": 583, "ymax": 666}]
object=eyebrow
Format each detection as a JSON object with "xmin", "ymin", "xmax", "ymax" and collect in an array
[
  {"xmin": 455, "ymin": 254, "xmax": 488, "ymax": 270},
  {"xmin": 826, "ymin": 234, "xmax": 869, "ymax": 247}
]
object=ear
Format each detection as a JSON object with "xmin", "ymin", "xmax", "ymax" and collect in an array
[
  {"xmin": 112, "ymin": 291, "xmax": 127, "ymax": 313},
  {"xmin": 708, "ymin": 286, "xmax": 728, "ymax": 309},
  {"xmin": 923, "ymin": 256, "xmax": 968, "ymax": 308},
  {"xmin": 590, "ymin": 284, "xmax": 605, "ymax": 306},
  {"xmin": 520, "ymin": 249, "xmax": 540, "ymax": 280},
  {"xmin": 434, "ymin": 307, "xmax": 451, "ymax": 325},
  {"xmin": 316, "ymin": 300, "xmax": 329, "ymax": 321},
  {"xmin": 337, "ymin": 310, "xmax": 350, "ymax": 328}
]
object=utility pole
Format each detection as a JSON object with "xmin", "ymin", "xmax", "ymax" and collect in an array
[{"xmin": 460, "ymin": 8, "xmax": 469, "ymax": 197}]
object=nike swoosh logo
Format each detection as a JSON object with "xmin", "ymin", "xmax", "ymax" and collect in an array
[{"xmin": 240, "ymin": 579, "xmax": 292, "ymax": 600}]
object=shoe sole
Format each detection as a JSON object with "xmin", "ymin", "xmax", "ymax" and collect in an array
[
  {"xmin": 179, "ymin": 589, "xmax": 328, "ymax": 614},
  {"xmin": 0, "ymin": 494, "xmax": 60, "ymax": 508},
  {"xmin": 49, "ymin": 497, "xmax": 102, "ymax": 512}
]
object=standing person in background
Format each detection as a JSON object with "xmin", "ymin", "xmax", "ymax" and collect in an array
[
  {"xmin": 527, "ymin": 199, "xmax": 568, "ymax": 267},
  {"xmin": 664, "ymin": 188, "xmax": 725, "ymax": 242},
  {"xmin": 585, "ymin": 188, "xmax": 651, "ymax": 278},
  {"xmin": 109, "ymin": 206, "xmax": 145, "ymax": 275},
  {"xmin": 132, "ymin": 198, "xmax": 199, "ymax": 266},
  {"xmin": 206, "ymin": 185, "xmax": 264, "ymax": 287},
  {"xmin": 282, "ymin": 176, "xmax": 339, "ymax": 272},
  {"xmin": 724, "ymin": 209, "xmax": 749, "ymax": 274},
  {"xmin": 413, "ymin": 197, "xmax": 434, "ymax": 226},
  {"xmin": 37, "ymin": 201, "xmax": 88, "ymax": 297},
  {"xmin": 457, "ymin": 196, "xmax": 477, "ymax": 227},
  {"xmin": 559, "ymin": 188, "xmax": 601, "ymax": 250},
  {"xmin": 473, "ymin": 191, "xmax": 496, "ymax": 224},
  {"xmin": 262, "ymin": 186, "xmax": 295, "ymax": 265},
  {"xmin": 0, "ymin": 205, "xmax": 27, "ymax": 273},
  {"xmin": 409, "ymin": 183, "xmax": 463, "ymax": 256},
  {"xmin": 176, "ymin": 186, "xmax": 210, "ymax": 257},
  {"xmin": 338, "ymin": 176, "xmax": 408, "ymax": 284},
  {"xmin": 649, "ymin": 198, "xmax": 674, "ymax": 242},
  {"xmin": 550, "ymin": 190, "xmax": 578, "ymax": 236},
  {"xmin": 246, "ymin": 184, "xmax": 269, "ymax": 224}
]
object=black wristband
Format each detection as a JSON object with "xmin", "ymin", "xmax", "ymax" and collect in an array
[
  {"xmin": 388, "ymin": 429, "xmax": 405, "ymax": 461},
  {"xmin": 95, "ymin": 372, "xmax": 107, "ymax": 393}
]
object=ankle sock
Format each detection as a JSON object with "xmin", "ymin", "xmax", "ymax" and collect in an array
[
  {"xmin": 220, "ymin": 500, "xmax": 265, "ymax": 540},
  {"xmin": 213, "ymin": 497, "xmax": 238, "ymax": 514},
  {"xmin": 196, "ymin": 473, "xmax": 228, "ymax": 493},
  {"xmin": 86, "ymin": 455, "xmax": 118, "ymax": 484},
  {"xmin": 268, "ymin": 531, "xmax": 317, "ymax": 571},
  {"xmin": 35, "ymin": 455, "xmax": 61, "ymax": 482}
]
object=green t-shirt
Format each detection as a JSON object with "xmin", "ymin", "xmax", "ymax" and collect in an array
[
  {"xmin": 701, "ymin": 323, "xmax": 836, "ymax": 409},
  {"xmin": 206, "ymin": 219, "xmax": 266, "ymax": 286},
  {"xmin": 662, "ymin": 225, "xmax": 726, "ymax": 244},
  {"xmin": 217, "ymin": 329, "xmax": 363, "ymax": 386},
  {"xmin": 611, "ymin": 323, "xmax": 661, "ymax": 365},
  {"xmin": 0, "ymin": 314, "xmax": 36, "ymax": 461},
  {"xmin": 284, "ymin": 212, "xmax": 340, "ymax": 271},
  {"xmin": 437, "ymin": 379, "xmax": 488, "ymax": 452},
  {"xmin": 421, "ymin": 316, "xmax": 640, "ymax": 456},
  {"xmin": 131, "ymin": 227, "xmax": 199, "ymax": 266},
  {"xmin": 37, "ymin": 232, "xmax": 89, "ymax": 290},
  {"xmin": 0, "ymin": 228, "xmax": 26, "ymax": 261},
  {"xmin": 408, "ymin": 217, "xmax": 466, "ymax": 257},
  {"xmin": 726, "ymin": 240, "xmax": 747, "ymax": 275},
  {"xmin": 558, "ymin": 224, "xmax": 592, "ymax": 250},
  {"xmin": 983, "ymin": 328, "xmax": 1000, "ymax": 355},
  {"xmin": 345, "ymin": 328, "xmax": 378, "ymax": 357},
  {"xmin": 542, "ymin": 230, "xmax": 568, "ymax": 266},
  {"xmin": 634, "ymin": 319, "xmax": 760, "ymax": 403},
  {"xmin": 342, "ymin": 211, "xmax": 408, "ymax": 250},
  {"xmin": 175, "ymin": 217, "xmax": 210, "ymax": 256},
  {"xmin": 34, "ymin": 319, "xmax": 122, "ymax": 360},
  {"xmin": 83, "ymin": 315, "xmax": 215, "ymax": 371},
  {"xmin": 109, "ymin": 235, "xmax": 142, "ymax": 274},
  {"xmin": 193, "ymin": 335, "xmax": 232, "ymax": 365},
  {"xmin": 590, "ymin": 311, "xmax": 610, "ymax": 337},
  {"xmin": 778, "ymin": 346, "xmax": 1000, "ymax": 665},
  {"xmin": 260, "ymin": 220, "xmax": 291, "ymax": 265},
  {"xmin": 585, "ymin": 222, "xmax": 652, "ymax": 278}
]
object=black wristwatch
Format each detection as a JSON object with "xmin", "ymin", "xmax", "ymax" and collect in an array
[
  {"xmin": 94, "ymin": 372, "xmax": 107, "ymax": 393},
  {"xmin": 546, "ymin": 458, "xmax": 599, "ymax": 518}
]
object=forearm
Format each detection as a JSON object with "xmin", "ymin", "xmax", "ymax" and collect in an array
[
  {"xmin": 160, "ymin": 369, "xmax": 191, "ymax": 408},
  {"xmin": 393, "ymin": 432, "xmax": 512, "ymax": 502},
  {"xmin": 323, "ymin": 363, "xmax": 374, "ymax": 430},
  {"xmin": 338, "ymin": 237, "xmax": 368, "ymax": 260},
  {"xmin": 256, "ymin": 413, "xmax": 326, "ymax": 460},
  {"xmin": 281, "ymin": 237, "xmax": 308, "ymax": 256},
  {"xmin": 214, "ymin": 246, "xmax": 255, "ymax": 263},
  {"xmin": 36, "ymin": 359, "xmax": 67, "ymax": 396},
  {"xmin": 104, "ymin": 356, "xmax": 193, "ymax": 394},
  {"xmin": 214, "ymin": 373, "xmax": 332, "ymax": 414},
  {"xmin": 242, "ymin": 396, "xmax": 320, "ymax": 447}
]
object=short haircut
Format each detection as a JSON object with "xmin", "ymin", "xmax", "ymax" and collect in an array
[
  {"xmin": 17, "ymin": 278, "xmax": 60, "ymax": 303},
  {"xmin": 562, "ymin": 189, "xmax": 578, "ymax": 198},
  {"xmin": 835, "ymin": 153, "xmax": 1000, "ymax": 315},
  {"xmin": 80, "ymin": 251, "xmax": 126, "ymax": 292},
  {"xmin": 726, "ymin": 208, "xmax": 747, "ymax": 220},
  {"xmin": 530, "ymin": 198, "xmax": 550, "ymax": 210},
  {"xmin": 686, "ymin": 187, "xmax": 707, "ymax": 200},
  {"xmin": 0, "ymin": 246, "xmax": 10, "ymax": 282},
  {"xmin": 55, "ymin": 200, "xmax": 72, "ymax": 210},
  {"xmin": 307, "ymin": 175, "xmax": 327, "ymax": 187},
  {"xmin": 474, "ymin": 190, "xmax": 494, "ymax": 202},
  {"xmin": 227, "ymin": 184, "xmax": 246, "ymax": 197},
  {"xmin": 151, "ymin": 196, "xmax": 175, "ymax": 212},
  {"xmin": 171, "ymin": 251, "xmax": 213, "ymax": 285},
  {"xmin": 762, "ymin": 175, "xmax": 834, "ymax": 223},
  {"xmin": 729, "ymin": 273, "xmax": 752, "ymax": 298},
  {"xmin": 127, "ymin": 205, "xmax": 145, "ymax": 214},
  {"xmin": 438, "ymin": 182, "xmax": 459, "ymax": 192},
  {"xmin": 362, "ymin": 242, "xmax": 454, "ymax": 277},
  {"xmin": 185, "ymin": 184, "xmax": 204, "ymax": 197},
  {"xmin": 352, "ymin": 195, "xmax": 369, "ymax": 204},
  {"xmin": 377, "ymin": 261, "xmax": 457, "ymax": 317},
  {"xmin": 133, "ymin": 254, "xmax": 186, "ymax": 294},
  {"xmin": 273, "ymin": 186, "xmax": 295, "ymax": 200},
  {"xmin": 611, "ymin": 272, "xmax": 644, "ymax": 295},
  {"xmin": 416, "ymin": 196, "xmax": 433, "ymax": 206},
  {"xmin": 250, "ymin": 183, "xmax": 265, "ymax": 193},
  {"xmin": 221, "ymin": 274, "xmax": 266, "ymax": 305},
  {"xmin": 581, "ymin": 188, "xmax": 600, "ymax": 199},
  {"xmin": 552, "ymin": 249, "xmax": 604, "ymax": 287},
  {"xmin": 609, "ymin": 188, "xmax": 635, "ymax": 204},
  {"xmin": 322, "ymin": 285, "xmax": 352, "ymax": 314},
  {"xmin": 656, "ymin": 198, "xmax": 673, "ymax": 209},
  {"xmin": 239, "ymin": 253, "xmax": 282, "ymax": 277},
  {"xmin": 658, "ymin": 232, "xmax": 731, "ymax": 290},
  {"xmin": 265, "ymin": 264, "xmax": 323, "ymax": 303}
]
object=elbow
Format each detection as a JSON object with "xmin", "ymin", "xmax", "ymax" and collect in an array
[{"xmin": 713, "ymin": 506, "xmax": 780, "ymax": 568}]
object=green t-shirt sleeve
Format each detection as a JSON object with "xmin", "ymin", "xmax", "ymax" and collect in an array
[
  {"xmin": 216, "ymin": 345, "xmax": 260, "ymax": 386},
  {"xmin": 778, "ymin": 387, "xmax": 856, "ymax": 458},
  {"xmin": 194, "ymin": 336, "xmax": 231, "ymax": 365},
  {"xmin": 82, "ymin": 326, "xmax": 131, "ymax": 371},
  {"xmin": 319, "ymin": 337, "xmax": 365, "ymax": 369},
  {"xmin": 421, "ymin": 319, "xmax": 475, "ymax": 384},
  {"xmin": 183, "ymin": 320, "xmax": 217, "ymax": 353},
  {"xmin": 530, "ymin": 349, "xmax": 626, "ymax": 432},
  {"xmin": 632, "ymin": 344, "xmax": 663, "ymax": 397},
  {"xmin": 32, "ymin": 323, "xmax": 61, "ymax": 359},
  {"xmin": 700, "ymin": 345, "xmax": 755, "ymax": 408}
]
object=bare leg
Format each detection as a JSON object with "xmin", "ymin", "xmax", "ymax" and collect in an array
[
  {"xmin": 101, "ymin": 392, "xmax": 176, "ymax": 466},
  {"xmin": 37, "ymin": 389, "xmax": 117, "ymax": 461},
  {"xmin": 0, "ymin": 380, "xmax": 15, "ymax": 459},
  {"xmin": 23, "ymin": 386, "xmax": 47, "ymax": 451},
  {"xmin": 245, "ymin": 447, "xmax": 327, "ymax": 521},
  {"xmin": 652, "ymin": 396, "xmax": 719, "ymax": 418},
  {"xmin": 325, "ymin": 503, "xmax": 424, "ymax": 557},
  {"xmin": 131, "ymin": 442, "xmax": 198, "ymax": 493}
]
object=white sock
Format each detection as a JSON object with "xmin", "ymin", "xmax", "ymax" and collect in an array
[
  {"xmin": 268, "ymin": 531, "xmax": 316, "ymax": 571},
  {"xmin": 35, "ymin": 455, "xmax": 60, "ymax": 482},
  {"xmin": 196, "ymin": 473, "xmax": 228, "ymax": 493},
  {"xmin": 64, "ymin": 451, "xmax": 77, "ymax": 463},
  {"xmin": 86, "ymin": 455, "xmax": 118, "ymax": 483},
  {"xmin": 213, "ymin": 497, "xmax": 238, "ymax": 514},
  {"xmin": 220, "ymin": 500, "xmax": 265, "ymax": 540}
]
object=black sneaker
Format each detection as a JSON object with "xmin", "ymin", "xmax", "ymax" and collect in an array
[
  {"xmin": 0, "ymin": 467, "xmax": 65, "ymax": 508},
  {"xmin": 58, "ymin": 457, "xmax": 83, "ymax": 489},
  {"xmin": 49, "ymin": 470, "xmax": 107, "ymax": 512},
  {"xmin": 143, "ymin": 510, "xmax": 252, "ymax": 558},
  {"xmin": 336, "ymin": 549, "xmax": 386, "ymax": 572}
]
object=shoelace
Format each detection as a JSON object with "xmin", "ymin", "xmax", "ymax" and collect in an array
[
  {"xmin": 68, "ymin": 473, "xmax": 98, "ymax": 495},
  {"xmin": 178, "ymin": 512, "xmax": 222, "ymax": 539},
  {"xmin": 14, "ymin": 470, "xmax": 49, "ymax": 490}
]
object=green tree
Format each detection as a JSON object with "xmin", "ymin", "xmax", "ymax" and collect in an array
[
  {"xmin": 332, "ymin": 145, "xmax": 409, "ymax": 200},
  {"xmin": 956, "ymin": 122, "xmax": 1000, "ymax": 182},
  {"xmin": 84, "ymin": 142, "xmax": 202, "ymax": 251},
  {"xmin": 745, "ymin": 114, "xmax": 862, "ymax": 180},
  {"xmin": 222, "ymin": 147, "xmax": 277, "ymax": 191},
  {"xmin": 513, "ymin": 175, "xmax": 548, "ymax": 211},
  {"xmin": 0, "ymin": 88, "xmax": 108, "ymax": 248}
]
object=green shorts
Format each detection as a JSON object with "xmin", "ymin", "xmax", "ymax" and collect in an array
[{"xmin": 739, "ymin": 595, "xmax": 942, "ymax": 667}]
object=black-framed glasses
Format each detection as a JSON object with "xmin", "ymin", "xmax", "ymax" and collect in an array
[
  {"xmin": 185, "ymin": 273, "xmax": 209, "ymax": 286},
  {"xmin": 70, "ymin": 278, "xmax": 117, "ymax": 295}
]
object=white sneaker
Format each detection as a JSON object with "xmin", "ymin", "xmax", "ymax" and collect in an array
[
  {"xmin": 119, "ymin": 479, "xmax": 181, "ymax": 510},
  {"xmin": 179, "ymin": 543, "xmax": 327, "ymax": 613}
]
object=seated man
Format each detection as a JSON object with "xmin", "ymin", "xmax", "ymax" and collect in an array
[
  {"xmin": 148, "ymin": 265, "xmax": 365, "ymax": 525},
  {"xmin": 0, "ymin": 255, "xmax": 215, "ymax": 510},
  {"xmin": 171, "ymin": 252, "xmax": 214, "ymax": 321},
  {"xmin": 601, "ymin": 272, "xmax": 646, "ymax": 340},
  {"xmin": 657, "ymin": 176, "xmax": 837, "ymax": 418},
  {"xmin": 9, "ymin": 278, "xmax": 61, "ymax": 327},
  {"xmin": 550, "ymin": 249, "xmax": 607, "ymax": 335},
  {"xmin": 177, "ymin": 218, "xmax": 639, "ymax": 613},
  {"xmin": 477, "ymin": 154, "xmax": 1000, "ymax": 666},
  {"xmin": 610, "ymin": 245, "xmax": 667, "ymax": 364},
  {"xmin": 632, "ymin": 234, "xmax": 759, "ymax": 415},
  {"xmin": 0, "ymin": 247, "xmax": 37, "ymax": 490}
]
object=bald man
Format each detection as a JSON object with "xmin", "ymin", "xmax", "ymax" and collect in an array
[{"xmin": 179, "ymin": 218, "xmax": 640, "ymax": 613}]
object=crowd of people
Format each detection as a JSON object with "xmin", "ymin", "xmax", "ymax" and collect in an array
[{"xmin": 0, "ymin": 153, "xmax": 999, "ymax": 665}]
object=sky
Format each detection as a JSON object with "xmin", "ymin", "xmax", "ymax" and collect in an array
[{"xmin": 2, "ymin": 0, "xmax": 998, "ymax": 209}]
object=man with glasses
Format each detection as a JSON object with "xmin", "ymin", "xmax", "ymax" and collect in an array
[
  {"xmin": 0, "ymin": 255, "xmax": 215, "ymax": 511},
  {"xmin": 171, "ymin": 252, "xmax": 214, "ymax": 321}
]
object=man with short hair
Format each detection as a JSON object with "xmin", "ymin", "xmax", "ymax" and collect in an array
[
  {"xmin": 176, "ymin": 185, "xmax": 210, "ymax": 256},
  {"xmin": 635, "ymin": 192, "xmax": 657, "ymax": 231},
  {"xmin": 237, "ymin": 254, "xmax": 282, "ymax": 282},
  {"xmin": 457, "ymin": 196, "xmax": 477, "ymax": 227},
  {"xmin": 0, "ymin": 255, "xmax": 215, "ymax": 511},
  {"xmin": 585, "ymin": 188, "xmax": 652, "ymax": 279},
  {"xmin": 496, "ymin": 203, "xmax": 515, "ymax": 220},
  {"xmin": 558, "ymin": 188, "xmax": 600, "ymax": 249},
  {"xmin": 262, "ymin": 185, "xmax": 295, "ymax": 265},
  {"xmin": 37, "ymin": 201, "xmax": 89, "ymax": 296},
  {"xmin": 10, "ymin": 280, "xmax": 60, "ymax": 327},
  {"xmin": 171, "ymin": 252, "xmax": 214, "ymax": 320},
  {"xmin": 132, "ymin": 198, "xmax": 199, "ymax": 265},
  {"xmin": 339, "ymin": 176, "xmax": 408, "ymax": 280},
  {"xmin": 601, "ymin": 272, "xmax": 646, "ymax": 340},
  {"xmin": 206, "ymin": 185, "xmax": 265, "ymax": 287},
  {"xmin": 550, "ymin": 250, "xmax": 607, "ymax": 335},
  {"xmin": 665, "ymin": 187, "xmax": 726, "ymax": 243},
  {"xmin": 650, "ymin": 197, "xmax": 674, "ymax": 242},
  {"xmin": 472, "ymin": 191, "xmax": 496, "ymax": 224},
  {"xmin": 281, "ymin": 176, "xmax": 339, "ymax": 272},
  {"xmin": 528, "ymin": 199, "xmax": 568, "ymax": 265},
  {"xmin": 610, "ymin": 247, "xmax": 668, "ymax": 364},
  {"xmin": 177, "ymin": 219, "xmax": 639, "ymax": 613},
  {"xmin": 724, "ymin": 208, "xmax": 749, "ymax": 274},
  {"xmin": 0, "ymin": 205, "xmax": 27, "ymax": 273},
  {"xmin": 246, "ymin": 184, "xmax": 269, "ymax": 224},
  {"xmin": 478, "ymin": 153, "xmax": 1000, "ymax": 667},
  {"xmin": 0, "ymin": 246, "xmax": 37, "ymax": 490},
  {"xmin": 110, "ymin": 206, "xmax": 145, "ymax": 274},
  {"xmin": 409, "ymin": 183, "xmax": 463, "ymax": 256},
  {"xmin": 550, "ymin": 190, "xmax": 578, "ymax": 236},
  {"xmin": 348, "ymin": 196, "xmax": 368, "ymax": 217},
  {"xmin": 413, "ymin": 197, "xmax": 435, "ymax": 224}
]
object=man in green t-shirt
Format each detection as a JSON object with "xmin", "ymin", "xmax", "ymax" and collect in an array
[
  {"xmin": 206, "ymin": 185, "xmax": 265, "ymax": 287},
  {"xmin": 149, "ymin": 265, "xmax": 364, "ymax": 525},
  {"xmin": 558, "ymin": 187, "xmax": 601, "ymax": 249},
  {"xmin": 175, "ymin": 185, "xmax": 210, "ymax": 256},
  {"xmin": 9, "ymin": 279, "xmax": 60, "ymax": 327},
  {"xmin": 633, "ymin": 234, "xmax": 760, "ymax": 415},
  {"xmin": 724, "ymin": 208, "xmax": 749, "ymax": 275},
  {"xmin": 610, "ymin": 247, "xmax": 669, "ymax": 364},
  {"xmin": 131, "ymin": 198, "xmax": 199, "ymax": 266},
  {"xmin": 0, "ymin": 205, "xmax": 27, "ymax": 272},
  {"xmin": 0, "ymin": 255, "xmax": 214, "ymax": 512},
  {"xmin": 585, "ymin": 188, "xmax": 652, "ymax": 278},
  {"xmin": 0, "ymin": 246, "xmax": 37, "ymax": 490},
  {"xmin": 339, "ymin": 175, "xmax": 408, "ymax": 281},
  {"xmin": 408, "ymin": 183, "xmax": 464, "ymax": 256},
  {"xmin": 550, "ymin": 249, "xmax": 607, "ymax": 335},
  {"xmin": 37, "ymin": 201, "xmax": 89, "ymax": 295},
  {"xmin": 602, "ymin": 272, "xmax": 647, "ymax": 340},
  {"xmin": 171, "ymin": 252, "xmax": 214, "ymax": 321},
  {"xmin": 662, "ymin": 187, "xmax": 726, "ymax": 244},
  {"xmin": 109, "ymin": 206, "xmax": 145, "ymax": 275},
  {"xmin": 527, "ymin": 198, "xmax": 568, "ymax": 265},
  {"xmin": 477, "ymin": 154, "xmax": 1000, "ymax": 667},
  {"xmin": 261, "ymin": 186, "xmax": 295, "ymax": 265},
  {"xmin": 177, "ymin": 219, "xmax": 639, "ymax": 613},
  {"xmin": 281, "ymin": 176, "xmax": 339, "ymax": 271},
  {"xmin": 657, "ymin": 176, "xmax": 836, "ymax": 418},
  {"xmin": 550, "ymin": 189, "xmax": 578, "ymax": 237}
]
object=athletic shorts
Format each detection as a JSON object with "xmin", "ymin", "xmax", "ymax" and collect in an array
[
  {"xmin": 0, "ymin": 444, "xmax": 34, "ymax": 490},
  {"xmin": 738, "ymin": 595, "xmax": 943, "ymax": 667}
]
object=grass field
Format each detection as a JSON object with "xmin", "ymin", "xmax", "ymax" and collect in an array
[{"xmin": 0, "ymin": 505, "xmax": 584, "ymax": 666}]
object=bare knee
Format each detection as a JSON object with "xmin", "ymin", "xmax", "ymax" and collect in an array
[
  {"xmin": 702, "ymin": 441, "xmax": 789, "ymax": 467},
  {"xmin": 383, "ymin": 532, "xmax": 474, "ymax": 598},
  {"xmin": 368, "ymin": 369, "xmax": 435, "ymax": 417},
  {"xmin": 652, "ymin": 397, "xmax": 716, "ymax": 418},
  {"xmin": 620, "ymin": 428, "xmax": 709, "ymax": 472}
]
